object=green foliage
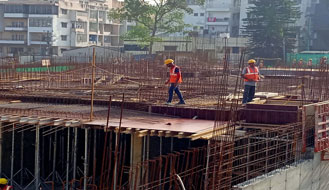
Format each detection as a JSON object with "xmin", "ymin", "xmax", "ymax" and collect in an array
[
  {"xmin": 243, "ymin": 0, "xmax": 301, "ymax": 59},
  {"xmin": 109, "ymin": 0, "xmax": 195, "ymax": 53}
]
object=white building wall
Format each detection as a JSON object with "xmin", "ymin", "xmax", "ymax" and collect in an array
[
  {"xmin": 239, "ymin": 0, "xmax": 252, "ymax": 36},
  {"xmin": 184, "ymin": 5, "xmax": 206, "ymax": 34}
]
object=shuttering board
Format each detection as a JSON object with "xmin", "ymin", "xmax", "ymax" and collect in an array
[{"xmin": 244, "ymin": 104, "xmax": 300, "ymax": 124}]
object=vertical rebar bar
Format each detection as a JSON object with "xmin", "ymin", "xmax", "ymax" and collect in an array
[
  {"xmin": 90, "ymin": 48, "xmax": 96, "ymax": 121},
  {"xmin": 112, "ymin": 93, "xmax": 124, "ymax": 190}
]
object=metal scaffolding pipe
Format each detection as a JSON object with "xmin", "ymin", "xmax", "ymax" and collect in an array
[
  {"xmin": 83, "ymin": 128, "xmax": 89, "ymax": 190},
  {"xmin": 93, "ymin": 129, "xmax": 97, "ymax": 185},
  {"xmin": 66, "ymin": 127, "xmax": 70, "ymax": 190},
  {"xmin": 20, "ymin": 131, "xmax": 24, "ymax": 186},
  {"xmin": 73, "ymin": 128, "xmax": 78, "ymax": 183},
  {"xmin": 52, "ymin": 130, "xmax": 57, "ymax": 183},
  {"xmin": 159, "ymin": 136, "xmax": 162, "ymax": 190},
  {"xmin": 0, "ymin": 122, "xmax": 2, "ymax": 177},
  {"xmin": 10, "ymin": 124, "xmax": 14, "ymax": 186},
  {"xmin": 35, "ymin": 125, "xmax": 40, "ymax": 190}
]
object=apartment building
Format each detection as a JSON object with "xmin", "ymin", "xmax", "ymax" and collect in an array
[
  {"xmin": 0, "ymin": 0, "xmax": 123, "ymax": 57},
  {"xmin": 184, "ymin": 0, "xmax": 241, "ymax": 37}
]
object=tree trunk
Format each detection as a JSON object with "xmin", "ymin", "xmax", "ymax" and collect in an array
[{"xmin": 149, "ymin": 41, "xmax": 154, "ymax": 55}]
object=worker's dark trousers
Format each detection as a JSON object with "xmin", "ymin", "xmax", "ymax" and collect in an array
[
  {"xmin": 242, "ymin": 85, "xmax": 255, "ymax": 104},
  {"xmin": 167, "ymin": 83, "xmax": 185, "ymax": 103}
]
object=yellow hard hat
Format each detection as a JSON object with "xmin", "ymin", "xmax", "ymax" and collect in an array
[
  {"xmin": 164, "ymin": 59, "xmax": 174, "ymax": 65},
  {"xmin": 248, "ymin": 59, "xmax": 256, "ymax": 64},
  {"xmin": 0, "ymin": 178, "xmax": 8, "ymax": 185}
]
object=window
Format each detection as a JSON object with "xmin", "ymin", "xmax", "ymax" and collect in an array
[
  {"xmin": 194, "ymin": 13, "xmax": 198, "ymax": 16},
  {"xmin": 200, "ymin": 13, "xmax": 204, "ymax": 16},
  {"xmin": 104, "ymin": 36, "xmax": 111, "ymax": 43},
  {"xmin": 60, "ymin": 48, "xmax": 67, "ymax": 54},
  {"xmin": 10, "ymin": 47, "xmax": 23, "ymax": 54},
  {"xmin": 77, "ymin": 34, "xmax": 87, "ymax": 42},
  {"xmin": 90, "ymin": 10, "xmax": 97, "ymax": 19},
  {"xmin": 29, "ymin": 5, "xmax": 56, "ymax": 15},
  {"xmin": 61, "ymin": 35, "xmax": 67, "ymax": 41},
  {"xmin": 61, "ymin": 22, "xmax": 67, "ymax": 28},
  {"xmin": 29, "ymin": 18, "xmax": 52, "ymax": 27},
  {"xmin": 11, "ymin": 34, "xmax": 24, "ymax": 40},
  {"xmin": 200, "ymin": 26, "xmax": 204, "ymax": 30},
  {"xmin": 164, "ymin": 46, "xmax": 177, "ymax": 51},
  {"xmin": 61, "ymin": 9, "xmax": 67, "ymax": 15},
  {"xmin": 11, "ymin": 22, "xmax": 24, "ymax": 27},
  {"xmin": 232, "ymin": 47, "xmax": 239, "ymax": 54}
]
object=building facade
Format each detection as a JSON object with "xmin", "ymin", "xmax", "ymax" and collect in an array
[
  {"xmin": 184, "ymin": 0, "xmax": 241, "ymax": 37},
  {"xmin": 0, "ymin": 0, "xmax": 123, "ymax": 57}
]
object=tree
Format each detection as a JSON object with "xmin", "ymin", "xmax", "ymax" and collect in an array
[
  {"xmin": 110, "ymin": 0, "xmax": 204, "ymax": 54},
  {"xmin": 243, "ymin": 0, "xmax": 300, "ymax": 60}
]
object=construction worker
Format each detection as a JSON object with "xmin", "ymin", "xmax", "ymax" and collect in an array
[
  {"xmin": 0, "ymin": 178, "xmax": 12, "ymax": 190},
  {"xmin": 307, "ymin": 59, "xmax": 312, "ymax": 67},
  {"xmin": 164, "ymin": 59, "xmax": 185, "ymax": 105},
  {"xmin": 241, "ymin": 59, "xmax": 260, "ymax": 104}
]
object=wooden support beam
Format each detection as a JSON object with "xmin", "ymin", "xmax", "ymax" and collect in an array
[{"xmin": 138, "ymin": 130, "xmax": 149, "ymax": 137}]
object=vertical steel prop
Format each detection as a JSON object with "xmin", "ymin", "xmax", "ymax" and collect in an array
[{"xmin": 35, "ymin": 125, "xmax": 40, "ymax": 190}]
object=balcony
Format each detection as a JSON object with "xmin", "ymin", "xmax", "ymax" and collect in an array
[
  {"xmin": 30, "ymin": 41, "xmax": 47, "ymax": 45},
  {"xmin": 206, "ymin": 17, "xmax": 229, "ymax": 26},
  {"xmin": 72, "ymin": 11, "xmax": 88, "ymax": 21},
  {"xmin": 5, "ymin": 26, "xmax": 27, "ymax": 31},
  {"xmin": 103, "ymin": 31, "xmax": 111, "ymax": 35},
  {"xmin": 4, "ymin": 13, "xmax": 28, "ymax": 18},
  {"xmin": 73, "ymin": 28, "xmax": 85, "ymax": 33},
  {"xmin": 0, "ymin": 39, "xmax": 25, "ymax": 44},
  {"xmin": 28, "ymin": 27, "xmax": 52, "ymax": 33}
]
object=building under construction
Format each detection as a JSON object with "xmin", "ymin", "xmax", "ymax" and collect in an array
[{"xmin": 0, "ymin": 49, "xmax": 329, "ymax": 190}]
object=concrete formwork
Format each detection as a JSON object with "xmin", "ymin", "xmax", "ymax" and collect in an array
[{"xmin": 234, "ymin": 152, "xmax": 329, "ymax": 190}]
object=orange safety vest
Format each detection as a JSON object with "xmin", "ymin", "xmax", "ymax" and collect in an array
[
  {"xmin": 244, "ymin": 66, "xmax": 259, "ymax": 82},
  {"xmin": 169, "ymin": 66, "xmax": 182, "ymax": 83},
  {"xmin": 1, "ymin": 185, "xmax": 12, "ymax": 190}
]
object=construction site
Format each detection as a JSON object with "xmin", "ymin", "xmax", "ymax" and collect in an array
[{"xmin": 0, "ymin": 45, "xmax": 329, "ymax": 190}]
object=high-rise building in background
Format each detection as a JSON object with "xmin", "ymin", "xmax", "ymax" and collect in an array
[
  {"xmin": 185, "ymin": 0, "xmax": 239, "ymax": 37},
  {"xmin": 0, "ymin": 0, "xmax": 124, "ymax": 57}
]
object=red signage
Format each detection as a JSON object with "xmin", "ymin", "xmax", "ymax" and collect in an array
[{"xmin": 207, "ymin": 17, "xmax": 216, "ymax": 22}]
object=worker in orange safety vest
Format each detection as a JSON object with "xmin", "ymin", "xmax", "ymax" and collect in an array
[
  {"xmin": 164, "ymin": 59, "xmax": 185, "ymax": 105},
  {"xmin": 0, "ymin": 178, "xmax": 12, "ymax": 190},
  {"xmin": 241, "ymin": 59, "xmax": 260, "ymax": 104}
]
